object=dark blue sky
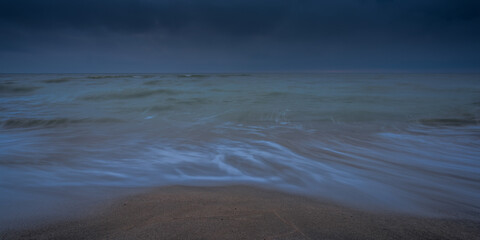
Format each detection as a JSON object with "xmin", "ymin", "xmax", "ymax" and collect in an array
[{"xmin": 0, "ymin": 0, "xmax": 479, "ymax": 73}]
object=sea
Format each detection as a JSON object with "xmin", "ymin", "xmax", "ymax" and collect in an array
[{"xmin": 1, "ymin": 73, "xmax": 479, "ymax": 227}]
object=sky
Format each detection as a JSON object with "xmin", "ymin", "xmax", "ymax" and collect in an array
[{"xmin": 0, "ymin": 0, "xmax": 479, "ymax": 73}]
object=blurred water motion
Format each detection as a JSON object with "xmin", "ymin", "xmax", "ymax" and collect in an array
[{"xmin": 1, "ymin": 73, "xmax": 479, "ymax": 225}]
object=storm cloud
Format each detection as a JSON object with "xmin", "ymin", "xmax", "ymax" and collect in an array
[{"xmin": 1, "ymin": 0, "xmax": 479, "ymax": 72}]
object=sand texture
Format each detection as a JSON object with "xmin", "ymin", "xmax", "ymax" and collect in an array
[{"xmin": 2, "ymin": 186, "xmax": 480, "ymax": 240}]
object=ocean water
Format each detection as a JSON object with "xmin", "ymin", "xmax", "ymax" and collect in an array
[{"xmin": 1, "ymin": 73, "xmax": 479, "ymax": 225}]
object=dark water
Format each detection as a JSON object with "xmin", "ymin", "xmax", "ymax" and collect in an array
[{"xmin": 1, "ymin": 73, "xmax": 479, "ymax": 227}]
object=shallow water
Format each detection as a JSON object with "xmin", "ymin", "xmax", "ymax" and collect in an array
[{"xmin": 1, "ymin": 73, "xmax": 479, "ymax": 226}]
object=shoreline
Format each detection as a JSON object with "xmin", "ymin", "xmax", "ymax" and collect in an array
[{"xmin": 2, "ymin": 185, "xmax": 480, "ymax": 240}]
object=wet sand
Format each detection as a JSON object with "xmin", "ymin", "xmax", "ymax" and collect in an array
[{"xmin": 2, "ymin": 185, "xmax": 480, "ymax": 240}]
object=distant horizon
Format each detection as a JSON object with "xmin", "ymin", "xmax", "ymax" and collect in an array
[{"xmin": 2, "ymin": 70, "xmax": 480, "ymax": 75}]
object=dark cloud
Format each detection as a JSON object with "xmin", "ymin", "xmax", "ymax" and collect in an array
[
  {"xmin": 0, "ymin": 0, "xmax": 479, "ymax": 72},
  {"xmin": 0, "ymin": 0, "xmax": 288, "ymax": 35}
]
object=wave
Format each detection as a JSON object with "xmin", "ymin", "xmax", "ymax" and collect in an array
[
  {"xmin": 142, "ymin": 98, "xmax": 212, "ymax": 113},
  {"xmin": 80, "ymin": 88, "xmax": 182, "ymax": 101},
  {"xmin": 87, "ymin": 75, "xmax": 135, "ymax": 79},
  {"xmin": 43, "ymin": 78, "xmax": 71, "ymax": 84},
  {"xmin": 143, "ymin": 80, "xmax": 162, "ymax": 85},
  {"xmin": 209, "ymin": 88, "xmax": 241, "ymax": 93},
  {"xmin": 419, "ymin": 118, "xmax": 479, "ymax": 127},
  {"xmin": 2, "ymin": 118, "xmax": 122, "ymax": 129},
  {"xmin": 171, "ymin": 97, "xmax": 212, "ymax": 106},
  {"xmin": 0, "ymin": 84, "xmax": 41, "ymax": 94},
  {"xmin": 177, "ymin": 74, "xmax": 209, "ymax": 78}
]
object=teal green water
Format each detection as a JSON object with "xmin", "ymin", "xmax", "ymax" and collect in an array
[{"xmin": 1, "ymin": 73, "xmax": 479, "ymax": 227}]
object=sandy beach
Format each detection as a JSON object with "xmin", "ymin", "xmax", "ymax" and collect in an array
[{"xmin": 2, "ymin": 185, "xmax": 479, "ymax": 240}]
